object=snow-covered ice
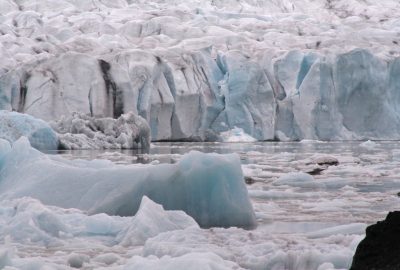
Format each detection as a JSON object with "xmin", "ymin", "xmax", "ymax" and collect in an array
[{"xmin": 1, "ymin": 0, "xmax": 400, "ymax": 141}]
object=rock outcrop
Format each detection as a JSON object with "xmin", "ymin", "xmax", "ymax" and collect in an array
[{"xmin": 351, "ymin": 211, "xmax": 400, "ymax": 270}]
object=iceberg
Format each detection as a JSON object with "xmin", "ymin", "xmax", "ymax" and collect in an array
[
  {"xmin": 121, "ymin": 253, "xmax": 243, "ymax": 270},
  {"xmin": 0, "ymin": 137, "xmax": 256, "ymax": 229},
  {"xmin": 0, "ymin": 110, "xmax": 58, "ymax": 150},
  {"xmin": 0, "ymin": 196, "xmax": 196, "ymax": 247},
  {"xmin": 0, "ymin": 197, "xmax": 219, "ymax": 268},
  {"xmin": 51, "ymin": 111, "xmax": 151, "ymax": 150},
  {"xmin": 116, "ymin": 196, "xmax": 199, "ymax": 246},
  {"xmin": 219, "ymin": 127, "xmax": 257, "ymax": 143}
]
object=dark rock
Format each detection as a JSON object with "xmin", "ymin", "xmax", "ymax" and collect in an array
[
  {"xmin": 313, "ymin": 156, "xmax": 339, "ymax": 166},
  {"xmin": 244, "ymin": 176, "xmax": 256, "ymax": 185},
  {"xmin": 306, "ymin": 167, "xmax": 326, "ymax": 175},
  {"xmin": 351, "ymin": 211, "xmax": 400, "ymax": 270}
]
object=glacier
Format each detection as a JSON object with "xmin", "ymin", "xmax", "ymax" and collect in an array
[
  {"xmin": 0, "ymin": 137, "xmax": 256, "ymax": 229},
  {"xmin": 1, "ymin": 0, "xmax": 400, "ymax": 141},
  {"xmin": 1, "ymin": 0, "xmax": 400, "ymax": 268}
]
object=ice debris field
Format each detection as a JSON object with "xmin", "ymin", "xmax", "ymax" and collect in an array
[{"xmin": 2, "ymin": 138, "xmax": 400, "ymax": 269}]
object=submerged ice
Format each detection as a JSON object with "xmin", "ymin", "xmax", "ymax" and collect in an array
[{"xmin": 0, "ymin": 137, "xmax": 256, "ymax": 229}]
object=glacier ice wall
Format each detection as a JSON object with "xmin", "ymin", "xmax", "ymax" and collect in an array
[
  {"xmin": 273, "ymin": 49, "xmax": 400, "ymax": 140},
  {"xmin": 0, "ymin": 137, "xmax": 257, "ymax": 228},
  {"xmin": 1, "ymin": 0, "xmax": 400, "ymax": 141}
]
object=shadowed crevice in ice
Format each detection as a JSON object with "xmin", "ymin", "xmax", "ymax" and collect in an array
[
  {"xmin": 98, "ymin": 59, "xmax": 124, "ymax": 119},
  {"xmin": 0, "ymin": 137, "xmax": 257, "ymax": 229}
]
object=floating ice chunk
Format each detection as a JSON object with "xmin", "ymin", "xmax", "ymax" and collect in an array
[
  {"xmin": 392, "ymin": 149, "xmax": 400, "ymax": 161},
  {"xmin": 306, "ymin": 223, "xmax": 367, "ymax": 239},
  {"xmin": 300, "ymin": 139, "xmax": 323, "ymax": 144},
  {"xmin": 116, "ymin": 196, "xmax": 199, "ymax": 246},
  {"xmin": 67, "ymin": 253, "xmax": 90, "ymax": 268},
  {"xmin": 274, "ymin": 172, "xmax": 315, "ymax": 187},
  {"xmin": 123, "ymin": 253, "xmax": 243, "ymax": 270},
  {"xmin": 359, "ymin": 140, "xmax": 377, "ymax": 150},
  {"xmin": 0, "ymin": 197, "xmax": 67, "ymax": 246},
  {"xmin": 0, "ymin": 198, "xmax": 106, "ymax": 246},
  {"xmin": 312, "ymin": 155, "xmax": 339, "ymax": 166},
  {"xmin": 92, "ymin": 253, "xmax": 121, "ymax": 265},
  {"xmin": 84, "ymin": 213, "xmax": 123, "ymax": 236},
  {"xmin": 0, "ymin": 139, "xmax": 11, "ymax": 157},
  {"xmin": 0, "ymin": 196, "xmax": 194, "ymax": 251},
  {"xmin": 249, "ymin": 189, "xmax": 318, "ymax": 200},
  {"xmin": 219, "ymin": 127, "xmax": 257, "ymax": 142},
  {"xmin": 0, "ymin": 111, "xmax": 58, "ymax": 150},
  {"xmin": 0, "ymin": 249, "xmax": 12, "ymax": 269},
  {"xmin": 0, "ymin": 138, "xmax": 256, "ymax": 228},
  {"xmin": 51, "ymin": 112, "xmax": 150, "ymax": 150},
  {"xmin": 265, "ymin": 249, "xmax": 354, "ymax": 270},
  {"xmin": 143, "ymin": 225, "xmax": 359, "ymax": 270},
  {"xmin": 317, "ymin": 263, "xmax": 335, "ymax": 270}
]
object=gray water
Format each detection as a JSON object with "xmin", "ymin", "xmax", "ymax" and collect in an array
[
  {"xmin": 36, "ymin": 141, "xmax": 400, "ymax": 268},
  {"xmin": 55, "ymin": 140, "xmax": 400, "ymax": 224}
]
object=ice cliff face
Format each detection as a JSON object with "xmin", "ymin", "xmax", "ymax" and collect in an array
[{"xmin": 1, "ymin": 0, "xmax": 400, "ymax": 141}]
